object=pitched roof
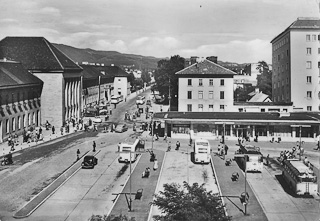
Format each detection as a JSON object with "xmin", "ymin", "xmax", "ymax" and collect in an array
[
  {"xmin": 0, "ymin": 60, "xmax": 43, "ymax": 87},
  {"xmin": 96, "ymin": 65, "xmax": 129, "ymax": 78},
  {"xmin": 176, "ymin": 59, "xmax": 236, "ymax": 76},
  {"xmin": 0, "ymin": 37, "xmax": 82, "ymax": 72},
  {"xmin": 248, "ymin": 92, "xmax": 271, "ymax": 102},
  {"xmin": 80, "ymin": 65, "xmax": 101, "ymax": 79},
  {"xmin": 271, "ymin": 17, "xmax": 320, "ymax": 43}
]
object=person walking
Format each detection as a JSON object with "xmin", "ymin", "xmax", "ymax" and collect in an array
[
  {"xmin": 175, "ymin": 141, "xmax": 180, "ymax": 150},
  {"xmin": 52, "ymin": 125, "xmax": 55, "ymax": 134},
  {"xmin": 93, "ymin": 141, "xmax": 96, "ymax": 152},
  {"xmin": 153, "ymin": 158, "xmax": 158, "ymax": 171},
  {"xmin": 77, "ymin": 149, "xmax": 80, "ymax": 160},
  {"xmin": 224, "ymin": 144, "xmax": 229, "ymax": 155},
  {"xmin": 39, "ymin": 127, "xmax": 42, "ymax": 135}
]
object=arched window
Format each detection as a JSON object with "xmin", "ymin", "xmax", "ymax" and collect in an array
[
  {"xmin": 18, "ymin": 116, "xmax": 21, "ymax": 130},
  {"xmin": 12, "ymin": 117, "xmax": 16, "ymax": 131},
  {"xmin": 6, "ymin": 119, "xmax": 9, "ymax": 134}
]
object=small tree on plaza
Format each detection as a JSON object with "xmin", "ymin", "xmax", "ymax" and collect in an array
[{"xmin": 151, "ymin": 181, "xmax": 231, "ymax": 221}]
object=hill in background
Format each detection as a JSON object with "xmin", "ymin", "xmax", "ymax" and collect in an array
[{"xmin": 53, "ymin": 43, "xmax": 161, "ymax": 70}]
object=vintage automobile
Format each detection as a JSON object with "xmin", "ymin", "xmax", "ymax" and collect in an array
[
  {"xmin": 81, "ymin": 155, "xmax": 98, "ymax": 169},
  {"xmin": 92, "ymin": 117, "xmax": 102, "ymax": 123},
  {"xmin": 115, "ymin": 124, "xmax": 128, "ymax": 133}
]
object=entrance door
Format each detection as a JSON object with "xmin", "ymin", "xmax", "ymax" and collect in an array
[{"xmin": 167, "ymin": 123, "xmax": 172, "ymax": 137}]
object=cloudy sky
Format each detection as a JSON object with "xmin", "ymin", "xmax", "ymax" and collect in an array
[{"xmin": 0, "ymin": 0, "xmax": 319, "ymax": 63}]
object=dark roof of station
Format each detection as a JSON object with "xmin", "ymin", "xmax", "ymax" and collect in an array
[
  {"xmin": 0, "ymin": 37, "xmax": 82, "ymax": 72},
  {"xmin": 0, "ymin": 60, "xmax": 43, "ymax": 88}
]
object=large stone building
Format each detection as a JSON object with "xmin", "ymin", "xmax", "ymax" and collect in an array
[
  {"xmin": 0, "ymin": 59, "xmax": 43, "ymax": 142},
  {"xmin": 271, "ymin": 17, "xmax": 320, "ymax": 111},
  {"xmin": 176, "ymin": 58, "xmax": 236, "ymax": 112},
  {"xmin": 0, "ymin": 37, "xmax": 83, "ymax": 127}
]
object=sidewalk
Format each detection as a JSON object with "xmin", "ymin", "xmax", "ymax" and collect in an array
[{"xmin": 0, "ymin": 125, "xmax": 78, "ymax": 158}]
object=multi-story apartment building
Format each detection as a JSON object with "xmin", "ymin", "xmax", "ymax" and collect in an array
[
  {"xmin": 176, "ymin": 58, "xmax": 235, "ymax": 112},
  {"xmin": 0, "ymin": 59, "xmax": 43, "ymax": 142},
  {"xmin": 0, "ymin": 37, "xmax": 83, "ymax": 127},
  {"xmin": 271, "ymin": 17, "xmax": 320, "ymax": 111}
]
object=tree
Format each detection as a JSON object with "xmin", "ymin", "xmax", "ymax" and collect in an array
[
  {"xmin": 153, "ymin": 55, "xmax": 185, "ymax": 107},
  {"xmin": 88, "ymin": 214, "xmax": 134, "ymax": 221},
  {"xmin": 151, "ymin": 182, "xmax": 231, "ymax": 221},
  {"xmin": 141, "ymin": 70, "xmax": 151, "ymax": 84},
  {"xmin": 256, "ymin": 61, "xmax": 272, "ymax": 97}
]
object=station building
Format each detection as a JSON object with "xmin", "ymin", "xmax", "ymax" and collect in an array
[{"xmin": 0, "ymin": 59, "xmax": 43, "ymax": 142}]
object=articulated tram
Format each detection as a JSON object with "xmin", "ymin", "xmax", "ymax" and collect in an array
[
  {"xmin": 235, "ymin": 144, "xmax": 263, "ymax": 172},
  {"xmin": 282, "ymin": 159, "xmax": 318, "ymax": 196}
]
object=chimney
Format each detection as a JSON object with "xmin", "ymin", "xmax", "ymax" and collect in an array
[
  {"xmin": 206, "ymin": 56, "xmax": 218, "ymax": 64},
  {"xmin": 190, "ymin": 56, "xmax": 198, "ymax": 65}
]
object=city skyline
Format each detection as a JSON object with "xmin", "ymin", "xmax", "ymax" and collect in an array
[{"xmin": 0, "ymin": 0, "xmax": 319, "ymax": 63}]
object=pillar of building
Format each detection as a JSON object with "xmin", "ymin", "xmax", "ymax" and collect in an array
[{"xmin": 292, "ymin": 127, "xmax": 296, "ymax": 138}]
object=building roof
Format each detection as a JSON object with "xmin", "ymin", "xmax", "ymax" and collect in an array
[
  {"xmin": 0, "ymin": 60, "xmax": 43, "ymax": 87},
  {"xmin": 0, "ymin": 37, "xmax": 82, "ymax": 72},
  {"xmin": 271, "ymin": 17, "xmax": 320, "ymax": 43},
  {"xmin": 248, "ymin": 92, "xmax": 271, "ymax": 102},
  {"xmin": 96, "ymin": 65, "xmax": 130, "ymax": 78},
  {"xmin": 176, "ymin": 59, "xmax": 236, "ymax": 76},
  {"xmin": 153, "ymin": 111, "xmax": 320, "ymax": 125}
]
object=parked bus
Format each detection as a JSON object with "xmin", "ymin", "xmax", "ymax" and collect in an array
[
  {"xmin": 235, "ymin": 144, "xmax": 263, "ymax": 172},
  {"xmin": 111, "ymin": 95, "xmax": 123, "ymax": 104},
  {"xmin": 282, "ymin": 159, "xmax": 318, "ymax": 196},
  {"xmin": 194, "ymin": 139, "xmax": 211, "ymax": 164},
  {"xmin": 118, "ymin": 138, "xmax": 144, "ymax": 163}
]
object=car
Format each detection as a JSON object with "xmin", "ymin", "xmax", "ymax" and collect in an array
[
  {"xmin": 81, "ymin": 155, "xmax": 98, "ymax": 169},
  {"xmin": 115, "ymin": 124, "xmax": 128, "ymax": 133},
  {"xmin": 92, "ymin": 117, "xmax": 102, "ymax": 123}
]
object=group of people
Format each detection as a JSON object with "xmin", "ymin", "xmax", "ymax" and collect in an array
[
  {"xmin": 279, "ymin": 145, "xmax": 304, "ymax": 162},
  {"xmin": 217, "ymin": 143, "xmax": 229, "ymax": 156},
  {"xmin": 142, "ymin": 150, "xmax": 158, "ymax": 178}
]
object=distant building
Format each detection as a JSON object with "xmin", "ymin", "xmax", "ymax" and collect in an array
[
  {"xmin": 176, "ymin": 57, "xmax": 236, "ymax": 112},
  {"xmin": 248, "ymin": 88, "xmax": 272, "ymax": 102},
  {"xmin": 0, "ymin": 37, "xmax": 82, "ymax": 127},
  {"xmin": 271, "ymin": 17, "xmax": 320, "ymax": 111},
  {"xmin": 0, "ymin": 59, "xmax": 43, "ymax": 142}
]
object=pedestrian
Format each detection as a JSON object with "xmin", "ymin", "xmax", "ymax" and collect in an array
[
  {"xmin": 52, "ymin": 126, "xmax": 55, "ymax": 134},
  {"xmin": 77, "ymin": 149, "xmax": 80, "ymax": 160},
  {"xmin": 60, "ymin": 126, "xmax": 64, "ymax": 135},
  {"xmin": 118, "ymin": 142, "xmax": 121, "ymax": 152},
  {"xmin": 266, "ymin": 154, "xmax": 270, "ymax": 166},
  {"xmin": 39, "ymin": 127, "xmax": 42, "ymax": 135},
  {"xmin": 10, "ymin": 142, "xmax": 15, "ymax": 151},
  {"xmin": 153, "ymin": 158, "xmax": 158, "ymax": 171},
  {"xmin": 217, "ymin": 144, "xmax": 221, "ymax": 155},
  {"xmin": 315, "ymin": 134, "xmax": 320, "ymax": 150},
  {"xmin": 175, "ymin": 141, "xmax": 180, "ymax": 150},
  {"xmin": 93, "ymin": 141, "xmax": 96, "ymax": 152},
  {"xmin": 224, "ymin": 144, "xmax": 228, "ymax": 155},
  {"xmin": 167, "ymin": 141, "xmax": 171, "ymax": 152}
]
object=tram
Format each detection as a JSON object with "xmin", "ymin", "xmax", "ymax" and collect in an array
[
  {"xmin": 194, "ymin": 139, "xmax": 211, "ymax": 164},
  {"xmin": 282, "ymin": 159, "xmax": 318, "ymax": 196},
  {"xmin": 234, "ymin": 144, "xmax": 263, "ymax": 172}
]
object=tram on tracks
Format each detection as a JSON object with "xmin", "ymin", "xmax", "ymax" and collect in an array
[
  {"xmin": 282, "ymin": 159, "xmax": 318, "ymax": 196},
  {"xmin": 234, "ymin": 144, "xmax": 263, "ymax": 172}
]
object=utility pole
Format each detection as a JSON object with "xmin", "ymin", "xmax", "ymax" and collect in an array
[{"xmin": 168, "ymin": 78, "xmax": 171, "ymax": 111}]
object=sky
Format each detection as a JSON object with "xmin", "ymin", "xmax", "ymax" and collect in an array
[{"xmin": 0, "ymin": 0, "xmax": 319, "ymax": 64}]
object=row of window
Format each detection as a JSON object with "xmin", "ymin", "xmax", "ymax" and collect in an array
[
  {"xmin": 2, "ymin": 111, "xmax": 39, "ymax": 134},
  {"xmin": 187, "ymin": 79, "xmax": 225, "ymax": 86},
  {"xmin": 187, "ymin": 91, "xmax": 225, "ymax": 99},
  {"xmin": 306, "ymin": 34, "xmax": 320, "ymax": 42},
  {"xmin": 273, "ymin": 36, "xmax": 289, "ymax": 51},
  {"xmin": 186, "ymin": 104, "xmax": 225, "ymax": 112},
  {"xmin": 0, "ymin": 90, "xmax": 40, "ymax": 106}
]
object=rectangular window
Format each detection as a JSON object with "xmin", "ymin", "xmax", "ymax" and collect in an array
[
  {"xmin": 188, "ymin": 79, "xmax": 192, "ymax": 86},
  {"xmin": 198, "ymin": 91, "xmax": 203, "ymax": 99},
  {"xmin": 307, "ymin": 106, "xmax": 312, "ymax": 111},
  {"xmin": 187, "ymin": 104, "xmax": 192, "ymax": 112},
  {"xmin": 209, "ymin": 79, "xmax": 213, "ymax": 86},
  {"xmin": 306, "ymin": 61, "xmax": 312, "ymax": 69},
  {"xmin": 220, "ymin": 105, "xmax": 225, "ymax": 110},
  {"xmin": 220, "ymin": 79, "xmax": 224, "ymax": 86},
  {"xmin": 209, "ymin": 91, "xmax": 214, "ymax": 99},
  {"xmin": 306, "ymin": 35, "xmax": 311, "ymax": 41},
  {"xmin": 199, "ymin": 79, "xmax": 203, "ymax": 86},
  {"xmin": 220, "ymin": 91, "xmax": 224, "ymax": 99},
  {"xmin": 318, "ymin": 48, "xmax": 320, "ymax": 54},
  {"xmin": 307, "ymin": 76, "xmax": 312, "ymax": 83},
  {"xmin": 307, "ymin": 91, "xmax": 312, "ymax": 98},
  {"xmin": 307, "ymin": 48, "xmax": 311, "ymax": 55},
  {"xmin": 312, "ymin": 35, "xmax": 316, "ymax": 41},
  {"xmin": 187, "ymin": 91, "xmax": 192, "ymax": 99},
  {"xmin": 198, "ymin": 104, "xmax": 203, "ymax": 112},
  {"xmin": 209, "ymin": 104, "xmax": 213, "ymax": 112}
]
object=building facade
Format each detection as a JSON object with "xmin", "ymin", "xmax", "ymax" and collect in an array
[
  {"xmin": 271, "ymin": 17, "xmax": 320, "ymax": 111},
  {"xmin": 0, "ymin": 60, "xmax": 43, "ymax": 143},
  {"xmin": 176, "ymin": 58, "xmax": 236, "ymax": 112},
  {"xmin": 0, "ymin": 37, "xmax": 83, "ymax": 127}
]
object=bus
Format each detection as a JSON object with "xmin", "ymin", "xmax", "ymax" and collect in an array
[
  {"xmin": 194, "ymin": 139, "xmax": 211, "ymax": 164},
  {"xmin": 111, "ymin": 95, "xmax": 123, "ymax": 104},
  {"xmin": 282, "ymin": 159, "xmax": 318, "ymax": 196},
  {"xmin": 235, "ymin": 144, "xmax": 263, "ymax": 172},
  {"xmin": 118, "ymin": 138, "xmax": 142, "ymax": 163}
]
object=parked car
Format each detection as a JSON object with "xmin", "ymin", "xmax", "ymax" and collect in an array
[
  {"xmin": 115, "ymin": 124, "xmax": 128, "ymax": 133},
  {"xmin": 92, "ymin": 117, "xmax": 102, "ymax": 123},
  {"xmin": 81, "ymin": 155, "xmax": 98, "ymax": 169}
]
